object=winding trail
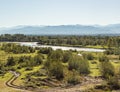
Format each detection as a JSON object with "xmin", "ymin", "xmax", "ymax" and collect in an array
[
  {"xmin": 5, "ymin": 71, "xmax": 31, "ymax": 92},
  {"xmin": 5, "ymin": 71, "xmax": 103, "ymax": 92},
  {"xmin": 40, "ymin": 76, "xmax": 103, "ymax": 92}
]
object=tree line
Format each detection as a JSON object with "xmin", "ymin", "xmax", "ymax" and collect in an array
[{"xmin": 1, "ymin": 34, "xmax": 120, "ymax": 47}]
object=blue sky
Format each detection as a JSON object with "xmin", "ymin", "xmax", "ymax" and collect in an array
[{"xmin": 0, "ymin": 0, "xmax": 120, "ymax": 27}]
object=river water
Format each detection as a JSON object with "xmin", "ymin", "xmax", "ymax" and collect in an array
[{"xmin": 16, "ymin": 42, "xmax": 105, "ymax": 52}]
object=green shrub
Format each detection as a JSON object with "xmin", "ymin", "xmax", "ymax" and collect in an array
[
  {"xmin": 91, "ymin": 61, "xmax": 97, "ymax": 64},
  {"xmin": 48, "ymin": 61, "xmax": 64, "ymax": 80},
  {"xmin": 48, "ymin": 49, "xmax": 63, "ymax": 61},
  {"xmin": 62, "ymin": 51, "xmax": 72, "ymax": 63},
  {"xmin": 6, "ymin": 57, "xmax": 16, "ymax": 66},
  {"xmin": 83, "ymin": 53, "xmax": 94, "ymax": 60},
  {"xmin": 68, "ymin": 55, "xmax": 90, "ymax": 75},
  {"xmin": 100, "ymin": 61, "xmax": 115, "ymax": 79},
  {"xmin": 99, "ymin": 55, "xmax": 109, "ymax": 62},
  {"xmin": 34, "ymin": 55, "xmax": 43, "ymax": 65},
  {"xmin": 67, "ymin": 70, "xmax": 81, "ymax": 85},
  {"xmin": 107, "ymin": 76, "xmax": 120, "ymax": 90},
  {"xmin": 38, "ymin": 47, "xmax": 53, "ymax": 54},
  {"xmin": 25, "ymin": 67, "xmax": 33, "ymax": 71},
  {"xmin": 44, "ymin": 59, "xmax": 64, "ymax": 80}
]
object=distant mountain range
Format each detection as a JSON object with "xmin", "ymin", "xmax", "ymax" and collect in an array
[{"xmin": 0, "ymin": 24, "xmax": 120, "ymax": 35}]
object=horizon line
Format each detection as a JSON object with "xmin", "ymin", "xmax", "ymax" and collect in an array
[{"xmin": 0, "ymin": 23, "xmax": 120, "ymax": 28}]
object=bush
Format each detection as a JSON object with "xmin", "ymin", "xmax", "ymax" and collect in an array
[
  {"xmin": 18, "ymin": 55, "xmax": 43, "ymax": 67},
  {"xmin": 1, "ymin": 43, "xmax": 35, "ymax": 54},
  {"xmin": 49, "ymin": 61, "xmax": 64, "ymax": 80},
  {"xmin": 34, "ymin": 55, "xmax": 43, "ymax": 65},
  {"xmin": 44, "ymin": 60, "xmax": 64, "ymax": 80},
  {"xmin": 62, "ymin": 51, "xmax": 72, "ymax": 63},
  {"xmin": 68, "ymin": 56, "xmax": 80, "ymax": 70},
  {"xmin": 68, "ymin": 55, "xmax": 90, "ymax": 75},
  {"xmin": 91, "ymin": 61, "xmax": 97, "ymax": 64},
  {"xmin": 104, "ymin": 49, "xmax": 114, "ymax": 55},
  {"xmin": 48, "ymin": 49, "xmax": 63, "ymax": 61},
  {"xmin": 100, "ymin": 61, "xmax": 115, "ymax": 79},
  {"xmin": 0, "ymin": 70, "xmax": 4, "ymax": 74},
  {"xmin": 67, "ymin": 70, "xmax": 81, "ymax": 85},
  {"xmin": 83, "ymin": 53, "xmax": 94, "ymax": 60},
  {"xmin": 107, "ymin": 76, "xmax": 120, "ymax": 90},
  {"xmin": 104, "ymin": 48, "xmax": 120, "ymax": 55},
  {"xmin": 0, "ymin": 62, "xmax": 5, "ymax": 71},
  {"xmin": 99, "ymin": 55, "xmax": 109, "ymax": 62},
  {"xmin": 25, "ymin": 67, "xmax": 33, "ymax": 71},
  {"xmin": 6, "ymin": 57, "xmax": 16, "ymax": 66},
  {"xmin": 38, "ymin": 47, "xmax": 53, "ymax": 54}
]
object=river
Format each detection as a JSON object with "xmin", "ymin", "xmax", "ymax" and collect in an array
[{"xmin": 14, "ymin": 42, "xmax": 105, "ymax": 52}]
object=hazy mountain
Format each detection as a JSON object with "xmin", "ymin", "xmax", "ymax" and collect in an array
[{"xmin": 0, "ymin": 24, "xmax": 120, "ymax": 35}]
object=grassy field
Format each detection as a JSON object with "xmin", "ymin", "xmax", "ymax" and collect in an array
[
  {"xmin": 14, "ymin": 66, "xmax": 43, "ymax": 86},
  {"xmin": 0, "ymin": 48, "xmax": 38, "ymax": 92},
  {"xmin": 0, "ymin": 50, "xmax": 37, "ymax": 63},
  {"xmin": 1, "ymin": 46, "xmax": 120, "ymax": 91}
]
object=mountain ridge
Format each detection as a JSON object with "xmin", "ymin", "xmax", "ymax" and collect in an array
[{"xmin": 0, "ymin": 24, "xmax": 120, "ymax": 35}]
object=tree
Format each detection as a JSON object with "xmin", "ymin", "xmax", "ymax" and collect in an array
[
  {"xmin": 48, "ymin": 49, "xmax": 63, "ymax": 61},
  {"xmin": 44, "ymin": 59, "xmax": 64, "ymax": 80},
  {"xmin": 6, "ymin": 57, "xmax": 16, "ymax": 66},
  {"xmin": 34, "ymin": 55, "xmax": 43, "ymax": 65},
  {"xmin": 100, "ymin": 61, "xmax": 115, "ymax": 79},
  {"xmin": 99, "ymin": 55, "xmax": 109, "ymax": 62},
  {"xmin": 83, "ymin": 53, "xmax": 94, "ymax": 60},
  {"xmin": 38, "ymin": 47, "xmax": 53, "ymax": 54},
  {"xmin": 1, "ymin": 43, "xmax": 35, "ymax": 54},
  {"xmin": 62, "ymin": 51, "xmax": 72, "ymax": 63},
  {"xmin": 44, "ymin": 55, "xmax": 64, "ymax": 80},
  {"xmin": 48, "ymin": 61, "xmax": 64, "ymax": 80},
  {"xmin": 107, "ymin": 76, "xmax": 120, "ymax": 89},
  {"xmin": 68, "ymin": 55, "xmax": 90, "ymax": 75},
  {"xmin": 107, "ymin": 38, "xmax": 116, "ymax": 49},
  {"xmin": 0, "ymin": 62, "xmax": 5, "ymax": 74},
  {"xmin": 67, "ymin": 70, "xmax": 81, "ymax": 85}
]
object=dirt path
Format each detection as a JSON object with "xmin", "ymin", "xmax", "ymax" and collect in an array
[
  {"xmin": 65, "ymin": 76, "xmax": 102, "ymax": 92},
  {"xmin": 5, "ymin": 71, "xmax": 103, "ymax": 92},
  {"xmin": 36, "ymin": 76, "xmax": 103, "ymax": 92},
  {"xmin": 5, "ymin": 71, "xmax": 32, "ymax": 92}
]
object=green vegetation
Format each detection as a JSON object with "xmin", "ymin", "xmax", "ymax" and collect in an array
[
  {"xmin": 66, "ymin": 70, "xmax": 81, "ymax": 85},
  {"xmin": 1, "ymin": 35, "xmax": 120, "ymax": 91},
  {"xmin": 1, "ymin": 43, "xmax": 35, "ymax": 53},
  {"xmin": 100, "ymin": 61, "xmax": 115, "ymax": 79},
  {"xmin": 0, "ymin": 34, "xmax": 120, "ymax": 48},
  {"xmin": 68, "ymin": 55, "xmax": 90, "ymax": 75}
]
